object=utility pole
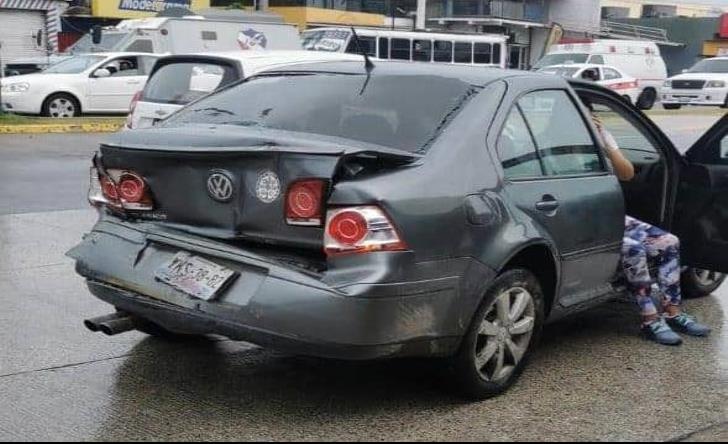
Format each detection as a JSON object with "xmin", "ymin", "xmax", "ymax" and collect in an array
[
  {"xmin": 0, "ymin": 42, "xmax": 4, "ymax": 116},
  {"xmin": 416, "ymin": 0, "xmax": 427, "ymax": 30},
  {"xmin": 391, "ymin": 0, "xmax": 396, "ymax": 30}
]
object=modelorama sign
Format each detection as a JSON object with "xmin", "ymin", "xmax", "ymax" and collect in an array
[
  {"xmin": 119, "ymin": 0, "xmax": 191, "ymax": 13},
  {"xmin": 92, "ymin": 0, "xmax": 209, "ymax": 18}
]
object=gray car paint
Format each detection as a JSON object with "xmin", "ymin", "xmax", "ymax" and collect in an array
[{"xmin": 68, "ymin": 62, "xmax": 675, "ymax": 359}]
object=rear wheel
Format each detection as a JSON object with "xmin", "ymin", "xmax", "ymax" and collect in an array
[
  {"xmin": 449, "ymin": 269, "xmax": 545, "ymax": 400},
  {"xmin": 42, "ymin": 93, "xmax": 80, "ymax": 118},
  {"xmin": 681, "ymin": 268, "xmax": 726, "ymax": 299},
  {"xmin": 636, "ymin": 89, "xmax": 657, "ymax": 110},
  {"xmin": 722, "ymin": 95, "xmax": 728, "ymax": 109},
  {"xmin": 663, "ymin": 104, "xmax": 682, "ymax": 110}
]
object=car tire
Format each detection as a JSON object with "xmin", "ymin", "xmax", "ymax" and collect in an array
[
  {"xmin": 636, "ymin": 89, "xmax": 657, "ymax": 110},
  {"xmin": 42, "ymin": 93, "xmax": 80, "ymax": 118},
  {"xmin": 663, "ymin": 104, "xmax": 682, "ymax": 110},
  {"xmin": 722, "ymin": 95, "xmax": 728, "ymax": 109},
  {"xmin": 449, "ymin": 268, "xmax": 545, "ymax": 400},
  {"xmin": 681, "ymin": 268, "xmax": 726, "ymax": 299}
]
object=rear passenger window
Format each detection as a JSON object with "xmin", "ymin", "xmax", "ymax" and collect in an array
[
  {"xmin": 391, "ymin": 39, "xmax": 411, "ymax": 60},
  {"xmin": 413, "ymin": 40, "xmax": 432, "ymax": 62},
  {"xmin": 378, "ymin": 37, "xmax": 390, "ymax": 59},
  {"xmin": 474, "ymin": 43, "xmax": 492, "ymax": 64},
  {"xmin": 434, "ymin": 41, "xmax": 453, "ymax": 62},
  {"xmin": 454, "ymin": 42, "xmax": 473, "ymax": 63},
  {"xmin": 518, "ymin": 90, "xmax": 604, "ymax": 176},
  {"xmin": 498, "ymin": 108, "xmax": 543, "ymax": 179}
]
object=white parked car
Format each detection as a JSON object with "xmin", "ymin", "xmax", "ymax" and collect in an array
[
  {"xmin": 661, "ymin": 57, "xmax": 728, "ymax": 110},
  {"xmin": 0, "ymin": 52, "xmax": 160, "ymax": 118},
  {"xmin": 537, "ymin": 64, "xmax": 641, "ymax": 105},
  {"xmin": 535, "ymin": 40, "xmax": 667, "ymax": 110},
  {"xmin": 128, "ymin": 50, "xmax": 362, "ymax": 130}
]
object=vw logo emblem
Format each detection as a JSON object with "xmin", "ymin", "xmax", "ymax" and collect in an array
[
  {"xmin": 207, "ymin": 171, "xmax": 235, "ymax": 203},
  {"xmin": 256, "ymin": 170, "xmax": 281, "ymax": 204}
]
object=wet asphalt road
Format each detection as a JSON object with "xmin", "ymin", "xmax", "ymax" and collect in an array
[{"xmin": 0, "ymin": 109, "xmax": 726, "ymax": 441}]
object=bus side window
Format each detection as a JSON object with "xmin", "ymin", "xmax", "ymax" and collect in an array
[
  {"xmin": 391, "ymin": 38, "xmax": 412, "ymax": 60},
  {"xmin": 378, "ymin": 37, "xmax": 390, "ymax": 59},
  {"xmin": 474, "ymin": 43, "xmax": 492, "ymax": 64},
  {"xmin": 346, "ymin": 36, "xmax": 376, "ymax": 56},
  {"xmin": 434, "ymin": 41, "xmax": 453, "ymax": 63},
  {"xmin": 413, "ymin": 40, "xmax": 432, "ymax": 62},
  {"xmin": 454, "ymin": 42, "xmax": 473, "ymax": 64},
  {"xmin": 493, "ymin": 43, "xmax": 503, "ymax": 67},
  {"xmin": 589, "ymin": 55, "xmax": 605, "ymax": 65}
]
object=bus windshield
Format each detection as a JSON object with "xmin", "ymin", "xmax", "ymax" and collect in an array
[
  {"xmin": 302, "ymin": 29, "xmax": 351, "ymax": 52},
  {"xmin": 534, "ymin": 53, "xmax": 589, "ymax": 69}
]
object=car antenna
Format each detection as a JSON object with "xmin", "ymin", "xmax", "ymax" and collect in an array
[{"xmin": 350, "ymin": 27, "xmax": 375, "ymax": 95}]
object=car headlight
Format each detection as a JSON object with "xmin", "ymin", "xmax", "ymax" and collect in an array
[
  {"xmin": 663, "ymin": 80, "xmax": 672, "ymax": 88},
  {"xmin": 706, "ymin": 81, "xmax": 726, "ymax": 88},
  {"xmin": 1, "ymin": 82, "xmax": 30, "ymax": 93}
]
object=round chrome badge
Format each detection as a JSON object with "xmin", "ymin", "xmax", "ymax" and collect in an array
[
  {"xmin": 207, "ymin": 171, "xmax": 235, "ymax": 203},
  {"xmin": 255, "ymin": 170, "xmax": 281, "ymax": 204}
]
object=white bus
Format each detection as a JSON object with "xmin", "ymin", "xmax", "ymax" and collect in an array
[{"xmin": 302, "ymin": 28, "xmax": 508, "ymax": 69}]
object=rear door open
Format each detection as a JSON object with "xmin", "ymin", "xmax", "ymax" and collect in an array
[{"xmin": 673, "ymin": 114, "xmax": 728, "ymax": 272}]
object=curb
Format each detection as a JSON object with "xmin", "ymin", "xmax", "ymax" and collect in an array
[{"xmin": 0, "ymin": 122, "xmax": 124, "ymax": 135}]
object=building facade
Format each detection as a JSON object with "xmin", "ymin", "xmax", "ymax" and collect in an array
[
  {"xmin": 0, "ymin": 0, "xmax": 69, "ymax": 62},
  {"xmin": 602, "ymin": 0, "xmax": 727, "ymax": 19}
]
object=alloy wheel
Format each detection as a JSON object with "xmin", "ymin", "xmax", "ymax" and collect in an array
[
  {"xmin": 693, "ymin": 269, "xmax": 725, "ymax": 287},
  {"xmin": 474, "ymin": 287, "xmax": 536, "ymax": 383}
]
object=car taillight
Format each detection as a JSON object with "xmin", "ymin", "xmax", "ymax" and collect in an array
[
  {"xmin": 126, "ymin": 91, "xmax": 142, "ymax": 129},
  {"xmin": 286, "ymin": 179, "xmax": 326, "ymax": 226},
  {"xmin": 89, "ymin": 167, "xmax": 153, "ymax": 211},
  {"xmin": 324, "ymin": 206, "xmax": 407, "ymax": 256}
]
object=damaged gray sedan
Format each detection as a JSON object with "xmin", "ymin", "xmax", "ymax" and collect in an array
[{"xmin": 70, "ymin": 61, "xmax": 728, "ymax": 398}]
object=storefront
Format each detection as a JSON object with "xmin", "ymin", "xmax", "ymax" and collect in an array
[
  {"xmin": 90, "ymin": 0, "xmax": 210, "ymax": 19},
  {"xmin": 0, "ymin": 0, "xmax": 69, "ymax": 61}
]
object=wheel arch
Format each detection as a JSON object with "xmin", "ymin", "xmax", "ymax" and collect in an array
[
  {"xmin": 42, "ymin": 91, "xmax": 83, "ymax": 115},
  {"xmin": 498, "ymin": 242, "xmax": 560, "ymax": 316}
]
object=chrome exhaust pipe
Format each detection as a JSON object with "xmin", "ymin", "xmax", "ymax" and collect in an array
[{"xmin": 84, "ymin": 312, "xmax": 136, "ymax": 336}]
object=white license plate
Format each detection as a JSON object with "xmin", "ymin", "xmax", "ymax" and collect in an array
[{"xmin": 155, "ymin": 252, "xmax": 237, "ymax": 301}]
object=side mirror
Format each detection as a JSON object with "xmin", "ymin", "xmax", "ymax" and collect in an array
[
  {"xmin": 93, "ymin": 68, "xmax": 111, "ymax": 78},
  {"xmin": 92, "ymin": 26, "xmax": 103, "ymax": 45}
]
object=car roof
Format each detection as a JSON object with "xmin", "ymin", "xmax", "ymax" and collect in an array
[
  {"xmin": 155, "ymin": 50, "xmax": 363, "ymax": 73},
  {"xmin": 256, "ymin": 60, "xmax": 533, "ymax": 87},
  {"xmin": 76, "ymin": 52, "xmax": 162, "ymax": 58}
]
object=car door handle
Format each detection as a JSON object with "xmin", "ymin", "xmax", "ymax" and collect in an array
[
  {"xmin": 126, "ymin": 80, "xmax": 141, "ymax": 85},
  {"xmin": 535, "ymin": 196, "xmax": 560, "ymax": 213}
]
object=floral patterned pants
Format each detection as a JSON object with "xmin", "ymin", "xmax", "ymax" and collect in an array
[{"xmin": 622, "ymin": 216, "xmax": 682, "ymax": 317}]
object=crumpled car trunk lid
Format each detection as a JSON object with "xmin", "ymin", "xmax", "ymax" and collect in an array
[{"xmin": 99, "ymin": 124, "xmax": 419, "ymax": 249}]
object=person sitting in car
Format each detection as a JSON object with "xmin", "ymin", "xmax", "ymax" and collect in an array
[{"xmin": 590, "ymin": 107, "xmax": 711, "ymax": 346}]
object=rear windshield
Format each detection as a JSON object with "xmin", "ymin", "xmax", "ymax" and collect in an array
[
  {"xmin": 143, "ymin": 62, "xmax": 240, "ymax": 105},
  {"xmin": 537, "ymin": 67, "xmax": 580, "ymax": 78},
  {"xmin": 534, "ymin": 53, "xmax": 589, "ymax": 69},
  {"xmin": 162, "ymin": 73, "xmax": 480, "ymax": 153}
]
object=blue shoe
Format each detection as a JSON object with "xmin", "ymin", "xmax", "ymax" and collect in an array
[
  {"xmin": 642, "ymin": 319, "xmax": 683, "ymax": 346},
  {"xmin": 666, "ymin": 313, "xmax": 711, "ymax": 337}
]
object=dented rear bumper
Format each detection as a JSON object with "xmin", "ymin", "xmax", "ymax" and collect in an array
[{"xmin": 69, "ymin": 216, "xmax": 485, "ymax": 360}]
